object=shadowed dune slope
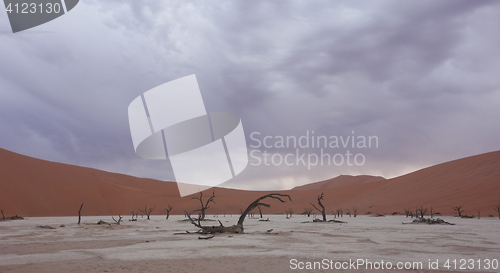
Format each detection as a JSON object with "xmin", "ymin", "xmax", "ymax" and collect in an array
[{"xmin": 0, "ymin": 148, "xmax": 499, "ymax": 217}]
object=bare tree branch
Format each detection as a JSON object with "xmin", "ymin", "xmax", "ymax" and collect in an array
[
  {"xmin": 310, "ymin": 192, "xmax": 326, "ymax": 221},
  {"xmin": 192, "ymin": 190, "xmax": 216, "ymax": 220},
  {"xmin": 130, "ymin": 211, "xmax": 137, "ymax": 221},
  {"xmin": 165, "ymin": 205, "xmax": 173, "ymax": 220},
  {"xmin": 416, "ymin": 206, "xmax": 428, "ymax": 219},
  {"xmin": 453, "ymin": 206, "xmax": 464, "ymax": 217},
  {"xmin": 138, "ymin": 205, "xmax": 156, "ymax": 220},
  {"xmin": 238, "ymin": 193, "xmax": 292, "ymax": 227},
  {"xmin": 112, "ymin": 215, "xmax": 123, "ymax": 225},
  {"xmin": 494, "ymin": 204, "xmax": 500, "ymax": 219},
  {"xmin": 257, "ymin": 204, "xmax": 263, "ymax": 218},
  {"xmin": 303, "ymin": 208, "xmax": 313, "ymax": 217}
]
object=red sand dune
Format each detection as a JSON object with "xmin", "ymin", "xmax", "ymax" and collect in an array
[{"xmin": 0, "ymin": 148, "xmax": 499, "ymax": 218}]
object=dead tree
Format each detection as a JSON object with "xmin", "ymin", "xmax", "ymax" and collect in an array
[
  {"xmin": 237, "ymin": 193, "xmax": 291, "ymax": 231},
  {"xmin": 346, "ymin": 209, "xmax": 351, "ymax": 217},
  {"xmin": 112, "ymin": 215, "xmax": 123, "ymax": 224},
  {"xmin": 404, "ymin": 209, "xmax": 410, "ymax": 218},
  {"xmin": 192, "ymin": 190, "xmax": 215, "ymax": 220},
  {"xmin": 494, "ymin": 204, "xmax": 500, "ymax": 219},
  {"xmin": 130, "ymin": 212, "xmax": 137, "ymax": 221},
  {"xmin": 303, "ymin": 208, "xmax": 313, "ymax": 217},
  {"xmin": 165, "ymin": 205, "xmax": 173, "ymax": 220},
  {"xmin": 404, "ymin": 208, "xmax": 414, "ymax": 218},
  {"xmin": 416, "ymin": 206, "xmax": 427, "ymax": 219},
  {"xmin": 352, "ymin": 206, "xmax": 358, "ymax": 217},
  {"xmin": 1, "ymin": 209, "xmax": 5, "ymax": 221},
  {"xmin": 310, "ymin": 192, "xmax": 327, "ymax": 222},
  {"xmin": 78, "ymin": 203, "xmax": 84, "ymax": 225},
  {"xmin": 185, "ymin": 193, "xmax": 292, "ymax": 234},
  {"xmin": 257, "ymin": 204, "xmax": 263, "ymax": 218},
  {"xmin": 429, "ymin": 207, "xmax": 435, "ymax": 218},
  {"xmin": 139, "ymin": 205, "xmax": 156, "ymax": 220},
  {"xmin": 454, "ymin": 206, "xmax": 464, "ymax": 217},
  {"xmin": 286, "ymin": 208, "xmax": 294, "ymax": 218}
]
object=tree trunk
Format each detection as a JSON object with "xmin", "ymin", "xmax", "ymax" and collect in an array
[
  {"xmin": 311, "ymin": 193, "xmax": 327, "ymax": 221},
  {"xmin": 185, "ymin": 193, "xmax": 291, "ymax": 234},
  {"xmin": 78, "ymin": 203, "xmax": 84, "ymax": 225}
]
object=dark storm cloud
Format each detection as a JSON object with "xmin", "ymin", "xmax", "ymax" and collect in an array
[{"xmin": 1, "ymin": 0, "xmax": 500, "ymax": 189}]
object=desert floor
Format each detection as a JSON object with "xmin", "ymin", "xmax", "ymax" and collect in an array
[{"xmin": 0, "ymin": 215, "xmax": 499, "ymax": 272}]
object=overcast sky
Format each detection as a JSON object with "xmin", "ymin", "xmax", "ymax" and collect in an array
[{"xmin": 1, "ymin": 0, "xmax": 499, "ymax": 190}]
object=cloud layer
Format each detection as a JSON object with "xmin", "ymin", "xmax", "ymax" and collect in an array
[{"xmin": 1, "ymin": 0, "xmax": 500, "ymax": 189}]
